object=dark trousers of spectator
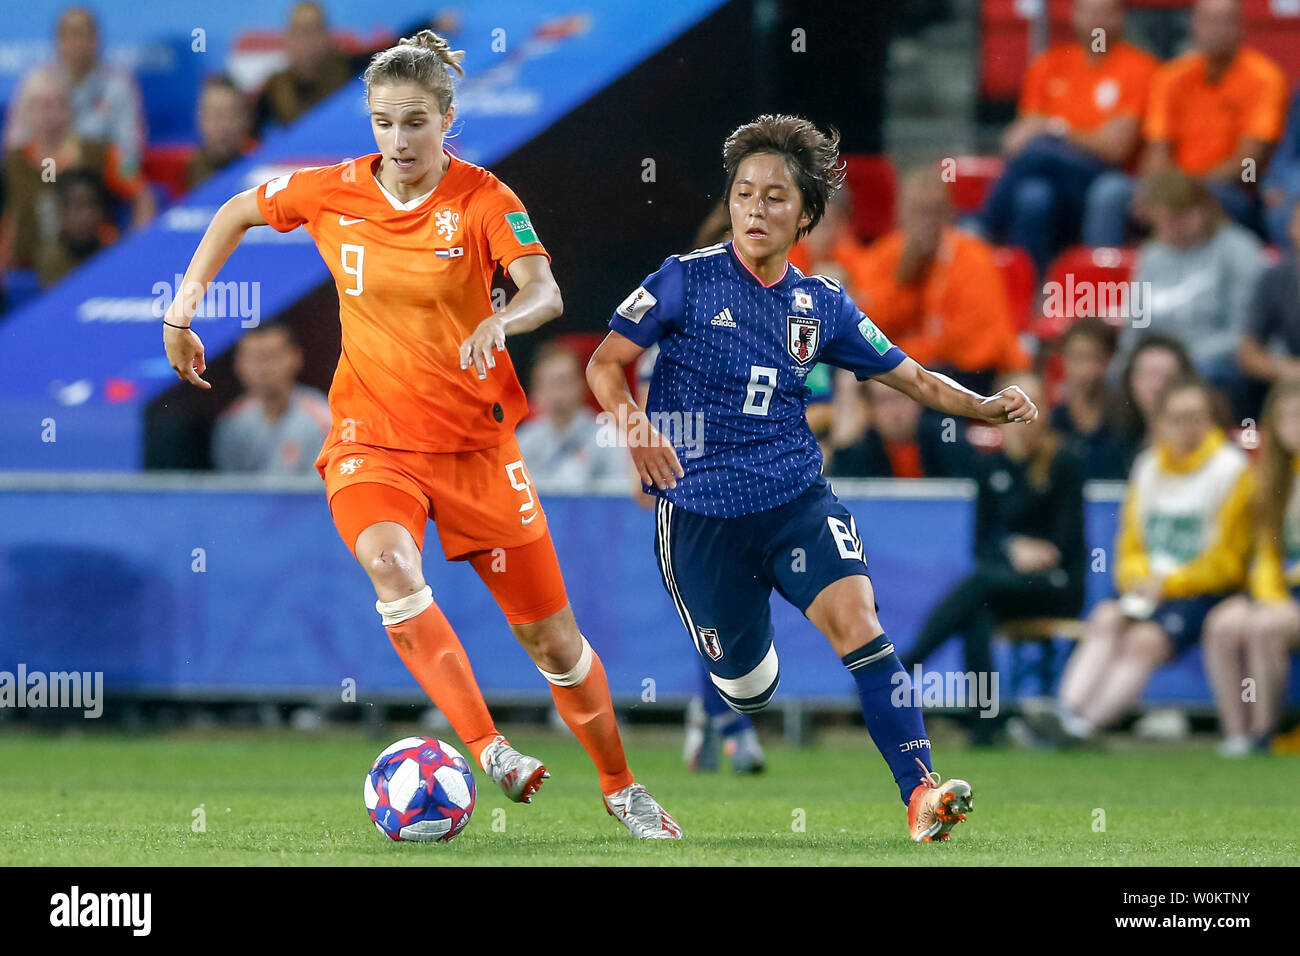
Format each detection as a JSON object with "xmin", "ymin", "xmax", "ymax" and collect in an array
[
  {"xmin": 979, "ymin": 135, "xmax": 1111, "ymax": 275},
  {"xmin": 900, "ymin": 565, "xmax": 1082, "ymax": 745}
]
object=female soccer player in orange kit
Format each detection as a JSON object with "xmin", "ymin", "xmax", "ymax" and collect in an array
[{"xmin": 162, "ymin": 31, "xmax": 680, "ymax": 839}]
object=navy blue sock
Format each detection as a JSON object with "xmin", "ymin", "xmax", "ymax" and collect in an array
[{"xmin": 843, "ymin": 633, "xmax": 932, "ymax": 804}]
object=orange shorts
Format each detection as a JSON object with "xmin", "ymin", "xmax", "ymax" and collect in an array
[{"xmin": 317, "ymin": 437, "xmax": 568, "ymax": 624}]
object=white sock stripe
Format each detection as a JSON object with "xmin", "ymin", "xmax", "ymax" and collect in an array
[
  {"xmin": 846, "ymin": 642, "xmax": 895, "ymax": 670},
  {"xmin": 710, "ymin": 643, "xmax": 779, "ymax": 701},
  {"xmin": 376, "ymin": 585, "xmax": 433, "ymax": 627},
  {"xmin": 656, "ymin": 499, "xmax": 700, "ymax": 655},
  {"xmin": 537, "ymin": 635, "xmax": 594, "ymax": 687}
]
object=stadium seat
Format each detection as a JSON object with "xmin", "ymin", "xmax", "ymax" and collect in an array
[
  {"xmin": 950, "ymin": 155, "xmax": 1003, "ymax": 215},
  {"xmin": 142, "ymin": 144, "xmax": 197, "ymax": 203},
  {"xmin": 550, "ymin": 331, "xmax": 625, "ymax": 413},
  {"xmin": 841, "ymin": 155, "xmax": 896, "ymax": 242},
  {"xmin": 1038, "ymin": 245, "xmax": 1138, "ymax": 340},
  {"xmin": 992, "ymin": 244, "xmax": 1036, "ymax": 333}
]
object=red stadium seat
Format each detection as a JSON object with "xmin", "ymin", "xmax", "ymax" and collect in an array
[
  {"xmin": 841, "ymin": 155, "xmax": 896, "ymax": 242},
  {"xmin": 550, "ymin": 332, "xmax": 623, "ymax": 414},
  {"xmin": 1038, "ymin": 245, "xmax": 1138, "ymax": 340},
  {"xmin": 992, "ymin": 245, "xmax": 1036, "ymax": 333},
  {"xmin": 141, "ymin": 143, "xmax": 196, "ymax": 202},
  {"xmin": 950, "ymin": 155, "xmax": 1003, "ymax": 215},
  {"xmin": 979, "ymin": 0, "xmax": 1073, "ymax": 102}
]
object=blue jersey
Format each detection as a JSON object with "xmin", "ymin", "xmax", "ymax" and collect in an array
[{"xmin": 608, "ymin": 240, "xmax": 908, "ymax": 517}]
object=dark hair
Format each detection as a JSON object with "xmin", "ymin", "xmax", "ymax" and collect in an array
[
  {"xmin": 201, "ymin": 73, "xmax": 244, "ymax": 97},
  {"xmin": 1152, "ymin": 374, "xmax": 1231, "ymax": 431},
  {"xmin": 1061, "ymin": 316, "xmax": 1119, "ymax": 357},
  {"xmin": 1114, "ymin": 334, "xmax": 1195, "ymax": 439},
  {"xmin": 241, "ymin": 322, "xmax": 297, "ymax": 347},
  {"xmin": 363, "ymin": 29, "xmax": 465, "ymax": 116},
  {"xmin": 722, "ymin": 114, "xmax": 844, "ymax": 241},
  {"xmin": 57, "ymin": 167, "xmax": 108, "ymax": 208}
]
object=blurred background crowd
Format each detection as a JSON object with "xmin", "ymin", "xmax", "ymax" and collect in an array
[{"xmin": 3, "ymin": 0, "xmax": 1299, "ymax": 763}]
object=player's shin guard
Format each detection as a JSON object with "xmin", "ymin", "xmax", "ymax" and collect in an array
[
  {"xmin": 538, "ymin": 635, "xmax": 635, "ymax": 795},
  {"xmin": 379, "ymin": 586, "xmax": 500, "ymax": 766},
  {"xmin": 843, "ymin": 633, "xmax": 933, "ymax": 804}
]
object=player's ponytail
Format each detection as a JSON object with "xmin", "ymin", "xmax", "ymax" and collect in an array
[{"xmin": 363, "ymin": 29, "xmax": 465, "ymax": 116}]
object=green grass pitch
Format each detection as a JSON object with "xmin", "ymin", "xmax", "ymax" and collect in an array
[{"xmin": 0, "ymin": 726, "xmax": 1294, "ymax": 865}]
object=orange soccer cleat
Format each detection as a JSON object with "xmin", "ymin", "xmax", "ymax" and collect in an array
[{"xmin": 907, "ymin": 757, "xmax": 973, "ymax": 842}]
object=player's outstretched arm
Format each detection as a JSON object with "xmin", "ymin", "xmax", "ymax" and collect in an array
[
  {"xmin": 874, "ymin": 356, "xmax": 1037, "ymax": 424},
  {"xmin": 586, "ymin": 331, "xmax": 684, "ymax": 490},
  {"xmin": 163, "ymin": 188, "xmax": 268, "ymax": 389},
  {"xmin": 458, "ymin": 255, "xmax": 563, "ymax": 380}
]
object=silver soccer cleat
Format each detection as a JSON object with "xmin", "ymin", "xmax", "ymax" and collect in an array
[
  {"xmin": 604, "ymin": 783, "xmax": 683, "ymax": 839},
  {"xmin": 478, "ymin": 735, "xmax": 549, "ymax": 803}
]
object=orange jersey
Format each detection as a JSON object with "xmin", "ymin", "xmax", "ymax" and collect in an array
[
  {"xmin": 850, "ymin": 227, "xmax": 1028, "ymax": 375},
  {"xmin": 1144, "ymin": 47, "xmax": 1288, "ymax": 175},
  {"xmin": 255, "ymin": 149, "xmax": 550, "ymax": 452},
  {"xmin": 1019, "ymin": 41, "xmax": 1158, "ymax": 136}
]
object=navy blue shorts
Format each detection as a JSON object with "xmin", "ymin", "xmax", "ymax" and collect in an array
[
  {"xmin": 653, "ymin": 477, "xmax": 871, "ymax": 713},
  {"xmin": 1153, "ymin": 593, "xmax": 1229, "ymax": 655}
]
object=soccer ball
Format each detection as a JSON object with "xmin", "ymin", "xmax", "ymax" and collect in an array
[{"xmin": 364, "ymin": 736, "xmax": 476, "ymax": 842}]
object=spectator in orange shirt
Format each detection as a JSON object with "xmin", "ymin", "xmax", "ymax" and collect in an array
[
  {"xmin": 187, "ymin": 76, "xmax": 257, "ymax": 191},
  {"xmin": 1089, "ymin": 0, "xmax": 1288, "ymax": 242},
  {"xmin": 787, "ymin": 188, "xmax": 865, "ymax": 287},
  {"xmin": 980, "ymin": 0, "xmax": 1157, "ymax": 273},
  {"xmin": 854, "ymin": 168, "xmax": 1029, "ymax": 400}
]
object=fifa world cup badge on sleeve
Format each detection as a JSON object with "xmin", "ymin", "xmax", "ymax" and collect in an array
[
  {"xmin": 857, "ymin": 316, "xmax": 893, "ymax": 355},
  {"xmin": 617, "ymin": 286, "xmax": 658, "ymax": 323},
  {"xmin": 504, "ymin": 211, "xmax": 539, "ymax": 245}
]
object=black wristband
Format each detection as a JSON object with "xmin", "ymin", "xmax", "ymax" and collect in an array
[{"xmin": 162, "ymin": 319, "xmax": 191, "ymax": 330}]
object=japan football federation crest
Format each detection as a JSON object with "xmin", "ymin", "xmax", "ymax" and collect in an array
[
  {"xmin": 696, "ymin": 626, "xmax": 724, "ymax": 661},
  {"xmin": 786, "ymin": 315, "xmax": 820, "ymax": 365}
]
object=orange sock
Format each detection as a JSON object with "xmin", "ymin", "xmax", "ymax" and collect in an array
[
  {"xmin": 543, "ymin": 637, "xmax": 634, "ymax": 795},
  {"xmin": 381, "ymin": 586, "xmax": 500, "ymax": 767}
]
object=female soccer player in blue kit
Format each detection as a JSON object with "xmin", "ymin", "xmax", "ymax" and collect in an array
[{"xmin": 586, "ymin": 115, "xmax": 1038, "ymax": 841}]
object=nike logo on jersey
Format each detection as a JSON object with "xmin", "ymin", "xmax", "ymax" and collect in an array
[
  {"xmin": 710, "ymin": 307, "xmax": 737, "ymax": 328},
  {"xmin": 339, "ymin": 215, "xmax": 366, "ymax": 226}
]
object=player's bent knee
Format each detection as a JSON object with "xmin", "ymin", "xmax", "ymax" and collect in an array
[{"xmin": 709, "ymin": 644, "xmax": 780, "ymax": 715}]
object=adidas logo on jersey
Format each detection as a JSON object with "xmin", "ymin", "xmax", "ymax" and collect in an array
[{"xmin": 710, "ymin": 307, "xmax": 737, "ymax": 328}]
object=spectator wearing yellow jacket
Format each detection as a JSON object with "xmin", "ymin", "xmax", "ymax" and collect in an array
[
  {"xmin": 1038, "ymin": 378, "xmax": 1252, "ymax": 744},
  {"xmin": 1203, "ymin": 379, "xmax": 1300, "ymax": 756}
]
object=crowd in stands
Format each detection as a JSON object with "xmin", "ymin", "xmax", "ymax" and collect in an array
[
  {"xmin": 2, "ymin": 0, "xmax": 1296, "ymax": 751},
  {"xmin": 0, "ymin": 2, "xmax": 432, "ymax": 297}
]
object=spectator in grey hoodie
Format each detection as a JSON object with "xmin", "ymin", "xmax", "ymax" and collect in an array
[{"xmin": 1124, "ymin": 170, "xmax": 1266, "ymax": 416}]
